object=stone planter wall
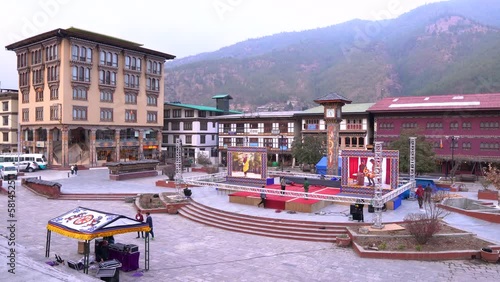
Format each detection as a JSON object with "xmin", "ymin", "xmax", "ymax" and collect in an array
[
  {"xmin": 480, "ymin": 249, "xmax": 499, "ymax": 263},
  {"xmin": 477, "ymin": 190, "xmax": 499, "ymax": 201},
  {"xmin": 22, "ymin": 178, "xmax": 61, "ymax": 199},
  {"xmin": 336, "ymin": 236, "xmax": 351, "ymax": 247}
]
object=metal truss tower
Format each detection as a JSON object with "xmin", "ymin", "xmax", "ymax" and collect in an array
[
  {"xmin": 409, "ymin": 137, "xmax": 417, "ymax": 198},
  {"xmin": 175, "ymin": 138, "xmax": 183, "ymax": 194},
  {"xmin": 372, "ymin": 141, "xmax": 384, "ymax": 229}
]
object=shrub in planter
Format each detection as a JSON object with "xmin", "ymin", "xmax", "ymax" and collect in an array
[
  {"xmin": 336, "ymin": 234, "xmax": 351, "ymax": 247},
  {"xmin": 481, "ymin": 247, "xmax": 499, "ymax": 263}
]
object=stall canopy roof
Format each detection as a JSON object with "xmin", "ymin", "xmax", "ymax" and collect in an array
[{"xmin": 47, "ymin": 207, "xmax": 150, "ymax": 240}]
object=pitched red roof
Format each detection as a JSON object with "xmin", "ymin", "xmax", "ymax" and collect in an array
[{"xmin": 367, "ymin": 93, "xmax": 500, "ymax": 112}]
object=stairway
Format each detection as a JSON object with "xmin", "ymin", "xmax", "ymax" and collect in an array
[
  {"xmin": 56, "ymin": 193, "xmax": 137, "ymax": 201},
  {"xmin": 178, "ymin": 201, "xmax": 348, "ymax": 243}
]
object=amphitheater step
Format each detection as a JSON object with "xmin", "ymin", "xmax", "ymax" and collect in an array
[{"xmin": 179, "ymin": 201, "xmax": 348, "ymax": 243}]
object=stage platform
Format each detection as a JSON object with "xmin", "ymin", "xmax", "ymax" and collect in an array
[{"xmin": 228, "ymin": 184, "xmax": 340, "ymax": 213}]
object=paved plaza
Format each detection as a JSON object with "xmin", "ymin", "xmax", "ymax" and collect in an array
[{"xmin": 1, "ymin": 168, "xmax": 499, "ymax": 281}]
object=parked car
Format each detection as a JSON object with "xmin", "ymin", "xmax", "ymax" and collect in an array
[
  {"xmin": 1, "ymin": 165, "xmax": 18, "ymax": 180},
  {"xmin": 15, "ymin": 161, "xmax": 38, "ymax": 172}
]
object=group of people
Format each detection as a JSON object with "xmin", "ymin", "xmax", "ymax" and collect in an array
[
  {"xmin": 415, "ymin": 184, "xmax": 433, "ymax": 209},
  {"xmin": 135, "ymin": 210, "xmax": 155, "ymax": 240},
  {"xmin": 70, "ymin": 164, "xmax": 78, "ymax": 175},
  {"xmin": 358, "ymin": 159, "xmax": 377, "ymax": 186}
]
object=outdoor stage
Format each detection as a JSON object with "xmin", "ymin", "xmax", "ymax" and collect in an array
[{"xmin": 229, "ymin": 184, "xmax": 341, "ymax": 213}]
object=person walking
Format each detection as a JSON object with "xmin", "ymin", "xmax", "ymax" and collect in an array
[
  {"xmin": 257, "ymin": 186, "xmax": 266, "ymax": 208},
  {"xmin": 135, "ymin": 210, "xmax": 145, "ymax": 238},
  {"xmin": 145, "ymin": 212, "xmax": 155, "ymax": 240},
  {"xmin": 424, "ymin": 184, "xmax": 433, "ymax": 204},
  {"xmin": 73, "ymin": 164, "xmax": 78, "ymax": 175},
  {"xmin": 303, "ymin": 178, "xmax": 310, "ymax": 199},
  {"xmin": 280, "ymin": 177, "xmax": 286, "ymax": 195},
  {"xmin": 415, "ymin": 185, "xmax": 424, "ymax": 209}
]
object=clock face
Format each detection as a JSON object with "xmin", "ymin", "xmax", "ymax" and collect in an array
[{"xmin": 326, "ymin": 108, "xmax": 335, "ymax": 118}]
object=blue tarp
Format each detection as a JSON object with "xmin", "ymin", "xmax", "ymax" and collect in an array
[{"xmin": 316, "ymin": 156, "xmax": 342, "ymax": 176}]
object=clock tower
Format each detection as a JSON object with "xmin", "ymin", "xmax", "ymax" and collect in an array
[{"xmin": 314, "ymin": 93, "xmax": 352, "ymax": 175}]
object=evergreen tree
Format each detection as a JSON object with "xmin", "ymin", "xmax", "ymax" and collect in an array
[
  {"xmin": 387, "ymin": 129, "xmax": 436, "ymax": 174},
  {"xmin": 291, "ymin": 135, "xmax": 326, "ymax": 165}
]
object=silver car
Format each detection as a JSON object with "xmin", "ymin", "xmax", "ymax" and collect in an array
[{"xmin": 15, "ymin": 161, "xmax": 39, "ymax": 172}]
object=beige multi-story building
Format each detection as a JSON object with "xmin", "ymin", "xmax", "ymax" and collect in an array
[
  {"xmin": 0, "ymin": 88, "xmax": 20, "ymax": 153},
  {"xmin": 6, "ymin": 27, "xmax": 175, "ymax": 167}
]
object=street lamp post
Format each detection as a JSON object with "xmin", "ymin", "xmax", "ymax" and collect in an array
[
  {"xmin": 280, "ymin": 135, "xmax": 284, "ymax": 172},
  {"xmin": 446, "ymin": 136, "xmax": 459, "ymax": 183}
]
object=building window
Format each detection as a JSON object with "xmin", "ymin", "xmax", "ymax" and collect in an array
[
  {"xmin": 22, "ymin": 109, "xmax": 29, "ymax": 121},
  {"xmin": 124, "ymin": 74, "xmax": 140, "ymax": 88},
  {"xmin": 47, "ymin": 65, "xmax": 59, "ymax": 81},
  {"xmin": 147, "ymin": 95, "xmax": 157, "ymax": 106},
  {"xmin": 264, "ymin": 123, "xmax": 272, "ymax": 133},
  {"xmin": 462, "ymin": 142, "xmax": 471, "ymax": 150},
  {"xmin": 125, "ymin": 93, "xmax": 137, "ymax": 104},
  {"xmin": 73, "ymin": 88, "xmax": 88, "ymax": 100},
  {"xmin": 380, "ymin": 122, "xmax": 394, "ymax": 129},
  {"xmin": 125, "ymin": 56, "xmax": 142, "ymax": 71},
  {"xmin": 100, "ymin": 108, "xmax": 113, "ymax": 121},
  {"xmin": 171, "ymin": 122, "xmax": 180, "ymax": 130},
  {"xmin": 146, "ymin": 77, "xmax": 160, "ymax": 91},
  {"xmin": 200, "ymin": 121, "xmax": 208, "ymax": 130},
  {"xmin": 99, "ymin": 70, "xmax": 116, "ymax": 85},
  {"xmin": 45, "ymin": 44, "xmax": 58, "ymax": 61},
  {"xmin": 125, "ymin": 109, "xmax": 137, "ymax": 122},
  {"xmin": 2, "ymin": 116, "xmax": 8, "ymax": 126},
  {"xmin": 172, "ymin": 109, "xmax": 182, "ymax": 118},
  {"xmin": 72, "ymin": 45, "xmax": 92, "ymax": 63},
  {"xmin": 147, "ymin": 111, "xmax": 157, "ymax": 123},
  {"xmin": 17, "ymin": 52, "xmax": 28, "ymax": 68},
  {"xmin": 185, "ymin": 110, "xmax": 194, "ymax": 117},
  {"xmin": 263, "ymin": 138, "xmax": 273, "ymax": 148},
  {"xmin": 426, "ymin": 122, "xmax": 443, "ymax": 129},
  {"xmin": 2, "ymin": 132, "xmax": 8, "ymax": 142},
  {"xmin": 480, "ymin": 121, "xmax": 499, "ymax": 129},
  {"xmin": 36, "ymin": 90, "xmax": 44, "ymax": 102},
  {"xmin": 146, "ymin": 60, "xmax": 161, "ymax": 74},
  {"xmin": 99, "ymin": 51, "xmax": 118, "ymax": 67},
  {"xmin": 72, "ymin": 66, "xmax": 90, "ymax": 82},
  {"xmin": 200, "ymin": 135, "xmax": 206, "ymax": 144},
  {"xmin": 22, "ymin": 91, "xmax": 29, "ymax": 103},
  {"xmin": 183, "ymin": 122, "xmax": 192, "ymax": 130},
  {"xmin": 164, "ymin": 109, "xmax": 170, "ymax": 118},
  {"xmin": 73, "ymin": 106, "xmax": 87, "ymax": 120},
  {"xmin": 236, "ymin": 124, "xmax": 244, "ymax": 133},
  {"xmin": 222, "ymin": 123, "xmax": 231, "ymax": 133},
  {"xmin": 50, "ymin": 105, "xmax": 60, "ymax": 121},
  {"xmin": 50, "ymin": 88, "xmax": 59, "ymax": 100},
  {"xmin": 2, "ymin": 102, "xmax": 8, "ymax": 111},
  {"xmin": 402, "ymin": 122, "xmax": 417, "ymax": 129},
  {"xmin": 185, "ymin": 135, "xmax": 192, "ymax": 144},
  {"xmin": 450, "ymin": 122, "xmax": 459, "ymax": 130},
  {"xmin": 32, "ymin": 68, "xmax": 44, "ymax": 84},
  {"xmin": 199, "ymin": 111, "xmax": 206, "ymax": 117},
  {"xmin": 35, "ymin": 107, "xmax": 43, "ymax": 121},
  {"xmin": 462, "ymin": 122, "xmax": 471, "ymax": 129},
  {"xmin": 480, "ymin": 142, "xmax": 499, "ymax": 151},
  {"xmin": 31, "ymin": 49, "xmax": 42, "ymax": 65},
  {"xmin": 19, "ymin": 72, "xmax": 29, "ymax": 87},
  {"xmin": 100, "ymin": 91, "xmax": 113, "ymax": 102}
]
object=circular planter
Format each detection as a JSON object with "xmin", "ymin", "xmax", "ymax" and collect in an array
[
  {"xmin": 481, "ymin": 248, "xmax": 499, "ymax": 263},
  {"xmin": 336, "ymin": 236, "xmax": 351, "ymax": 247}
]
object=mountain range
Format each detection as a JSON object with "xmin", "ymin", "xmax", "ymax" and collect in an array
[{"xmin": 164, "ymin": 0, "xmax": 500, "ymax": 111}]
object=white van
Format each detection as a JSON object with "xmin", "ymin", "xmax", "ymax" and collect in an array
[{"xmin": 1, "ymin": 165, "xmax": 18, "ymax": 180}]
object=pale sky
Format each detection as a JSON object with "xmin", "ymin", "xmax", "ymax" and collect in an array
[{"xmin": 0, "ymin": 0, "xmax": 447, "ymax": 89}]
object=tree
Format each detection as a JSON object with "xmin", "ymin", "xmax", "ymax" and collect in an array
[
  {"xmin": 387, "ymin": 129, "xmax": 436, "ymax": 174},
  {"xmin": 482, "ymin": 163, "xmax": 500, "ymax": 191},
  {"xmin": 291, "ymin": 135, "xmax": 326, "ymax": 165}
]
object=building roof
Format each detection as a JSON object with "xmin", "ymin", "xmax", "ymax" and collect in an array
[
  {"xmin": 313, "ymin": 92, "xmax": 352, "ymax": 104},
  {"xmin": 215, "ymin": 111, "xmax": 302, "ymax": 120},
  {"xmin": 367, "ymin": 93, "xmax": 500, "ymax": 112},
  {"xmin": 5, "ymin": 27, "xmax": 175, "ymax": 60},
  {"xmin": 165, "ymin": 102, "xmax": 241, "ymax": 114},
  {"xmin": 212, "ymin": 94, "xmax": 233, "ymax": 99},
  {"xmin": 300, "ymin": 103, "xmax": 375, "ymax": 115}
]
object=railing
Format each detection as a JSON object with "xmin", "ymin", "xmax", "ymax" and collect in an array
[{"xmin": 182, "ymin": 172, "xmax": 412, "ymax": 204}]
